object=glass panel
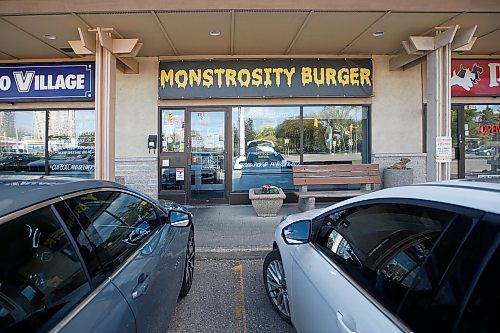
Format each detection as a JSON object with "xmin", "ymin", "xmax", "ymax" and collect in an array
[
  {"xmin": 231, "ymin": 106, "xmax": 300, "ymax": 192},
  {"xmin": 451, "ymin": 108, "xmax": 460, "ymax": 179},
  {"xmin": 64, "ymin": 191, "xmax": 160, "ymax": 273},
  {"xmin": 0, "ymin": 206, "xmax": 91, "ymax": 332},
  {"xmin": 190, "ymin": 111, "xmax": 225, "ymax": 198},
  {"xmin": 0, "ymin": 110, "xmax": 46, "ymax": 175},
  {"xmin": 464, "ymin": 105, "xmax": 499, "ymax": 180},
  {"xmin": 316, "ymin": 204, "xmax": 453, "ymax": 313},
  {"xmin": 161, "ymin": 167, "xmax": 185, "ymax": 190},
  {"xmin": 303, "ymin": 106, "xmax": 365, "ymax": 164},
  {"xmin": 161, "ymin": 109, "xmax": 185, "ymax": 152}
]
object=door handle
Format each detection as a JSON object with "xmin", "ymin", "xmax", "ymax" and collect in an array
[
  {"xmin": 132, "ymin": 273, "xmax": 150, "ymax": 299},
  {"xmin": 336, "ymin": 312, "xmax": 357, "ymax": 333}
]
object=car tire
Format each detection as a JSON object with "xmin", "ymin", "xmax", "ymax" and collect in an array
[
  {"xmin": 178, "ymin": 228, "xmax": 195, "ymax": 299},
  {"xmin": 263, "ymin": 249, "xmax": 291, "ymax": 324}
]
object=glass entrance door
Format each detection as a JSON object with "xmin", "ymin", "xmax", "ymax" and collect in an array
[
  {"xmin": 452, "ymin": 104, "xmax": 500, "ymax": 180},
  {"xmin": 188, "ymin": 110, "xmax": 227, "ymax": 203}
]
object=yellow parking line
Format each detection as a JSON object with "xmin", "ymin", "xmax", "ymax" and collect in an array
[{"xmin": 231, "ymin": 263, "xmax": 248, "ymax": 333}]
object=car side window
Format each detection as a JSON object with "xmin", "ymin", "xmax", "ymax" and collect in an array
[
  {"xmin": 401, "ymin": 215, "xmax": 498, "ymax": 332},
  {"xmin": 315, "ymin": 203, "xmax": 454, "ymax": 313},
  {"xmin": 63, "ymin": 191, "xmax": 160, "ymax": 274},
  {"xmin": 457, "ymin": 244, "xmax": 498, "ymax": 333},
  {"xmin": 0, "ymin": 206, "xmax": 91, "ymax": 332}
]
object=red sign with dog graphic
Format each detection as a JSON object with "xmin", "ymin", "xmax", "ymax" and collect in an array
[{"xmin": 451, "ymin": 59, "xmax": 500, "ymax": 96}]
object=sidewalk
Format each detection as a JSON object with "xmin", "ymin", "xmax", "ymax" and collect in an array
[{"xmin": 186, "ymin": 203, "xmax": 330, "ymax": 260}]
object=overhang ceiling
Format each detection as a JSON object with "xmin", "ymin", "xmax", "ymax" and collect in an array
[{"xmin": 0, "ymin": 2, "xmax": 499, "ymax": 61}]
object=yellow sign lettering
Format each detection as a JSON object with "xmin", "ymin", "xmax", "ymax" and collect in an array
[
  {"xmin": 283, "ymin": 68, "xmax": 295, "ymax": 87},
  {"xmin": 225, "ymin": 69, "xmax": 237, "ymax": 87},
  {"xmin": 302, "ymin": 67, "xmax": 312, "ymax": 86},
  {"xmin": 360, "ymin": 68, "xmax": 371, "ymax": 86},
  {"xmin": 214, "ymin": 69, "xmax": 225, "ymax": 88},
  {"xmin": 238, "ymin": 69, "xmax": 251, "ymax": 87},
  {"xmin": 326, "ymin": 68, "xmax": 337, "ymax": 85},
  {"xmin": 252, "ymin": 68, "xmax": 263, "ymax": 87},
  {"xmin": 189, "ymin": 69, "xmax": 202, "ymax": 87},
  {"xmin": 338, "ymin": 68, "xmax": 349, "ymax": 86},
  {"xmin": 175, "ymin": 70, "xmax": 188, "ymax": 89},
  {"xmin": 263, "ymin": 68, "xmax": 273, "ymax": 87},
  {"xmin": 350, "ymin": 68, "xmax": 360, "ymax": 86},
  {"xmin": 160, "ymin": 69, "xmax": 174, "ymax": 88},
  {"xmin": 203, "ymin": 69, "xmax": 214, "ymax": 88},
  {"xmin": 313, "ymin": 68, "xmax": 325, "ymax": 87}
]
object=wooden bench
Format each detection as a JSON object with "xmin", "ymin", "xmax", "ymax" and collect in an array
[{"xmin": 292, "ymin": 164, "xmax": 381, "ymax": 211}]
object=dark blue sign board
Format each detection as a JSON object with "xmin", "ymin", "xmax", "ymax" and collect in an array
[{"xmin": 0, "ymin": 62, "xmax": 94, "ymax": 102}]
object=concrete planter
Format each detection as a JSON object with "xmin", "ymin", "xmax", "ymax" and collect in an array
[
  {"xmin": 383, "ymin": 168, "xmax": 414, "ymax": 188},
  {"xmin": 249, "ymin": 188, "xmax": 286, "ymax": 217}
]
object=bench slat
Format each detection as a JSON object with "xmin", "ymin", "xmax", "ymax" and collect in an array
[
  {"xmin": 292, "ymin": 164, "xmax": 379, "ymax": 172},
  {"xmin": 294, "ymin": 175, "xmax": 381, "ymax": 186},
  {"xmin": 293, "ymin": 170, "xmax": 380, "ymax": 178},
  {"xmin": 296, "ymin": 190, "xmax": 366, "ymax": 198}
]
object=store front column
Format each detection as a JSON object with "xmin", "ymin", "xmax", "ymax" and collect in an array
[
  {"xmin": 94, "ymin": 29, "xmax": 116, "ymax": 181},
  {"xmin": 426, "ymin": 42, "xmax": 452, "ymax": 182},
  {"xmin": 69, "ymin": 27, "xmax": 141, "ymax": 181}
]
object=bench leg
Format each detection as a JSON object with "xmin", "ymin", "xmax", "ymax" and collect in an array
[{"xmin": 298, "ymin": 197, "xmax": 315, "ymax": 212}]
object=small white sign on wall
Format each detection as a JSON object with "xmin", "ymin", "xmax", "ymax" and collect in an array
[
  {"xmin": 436, "ymin": 136, "xmax": 452, "ymax": 163},
  {"xmin": 175, "ymin": 168, "xmax": 184, "ymax": 180}
]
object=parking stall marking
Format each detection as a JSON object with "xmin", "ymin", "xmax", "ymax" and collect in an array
[{"xmin": 231, "ymin": 263, "xmax": 248, "ymax": 333}]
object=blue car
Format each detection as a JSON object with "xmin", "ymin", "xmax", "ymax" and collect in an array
[{"xmin": 0, "ymin": 178, "xmax": 195, "ymax": 333}]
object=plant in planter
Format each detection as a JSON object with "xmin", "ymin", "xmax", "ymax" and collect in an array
[
  {"xmin": 249, "ymin": 185, "xmax": 286, "ymax": 217},
  {"xmin": 383, "ymin": 157, "xmax": 414, "ymax": 188}
]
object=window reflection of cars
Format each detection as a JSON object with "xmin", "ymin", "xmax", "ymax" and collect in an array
[
  {"xmin": 190, "ymin": 152, "xmax": 220, "ymax": 184},
  {"xmin": 263, "ymin": 180, "xmax": 500, "ymax": 333},
  {"xmin": 27, "ymin": 147, "xmax": 95, "ymax": 173},
  {"xmin": 0, "ymin": 153, "xmax": 39, "ymax": 171},
  {"xmin": 476, "ymin": 146, "xmax": 498, "ymax": 156}
]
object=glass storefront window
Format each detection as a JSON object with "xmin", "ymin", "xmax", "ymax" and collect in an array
[
  {"xmin": 463, "ymin": 104, "xmax": 499, "ymax": 180},
  {"xmin": 161, "ymin": 109, "xmax": 185, "ymax": 152},
  {"xmin": 0, "ymin": 110, "xmax": 46, "ymax": 174},
  {"xmin": 0, "ymin": 109, "xmax": 95, "ymax": 178},
  {"xmin": 232, "ymin": 106, "xmax": 300, "ymax": 192},
  {"xmin": 161, "ymin": 167, "xmax": 185, "ymax": 190},
  {"xmin": 303, "ymin": 106, "xmax": 366, "ymax": 164}
]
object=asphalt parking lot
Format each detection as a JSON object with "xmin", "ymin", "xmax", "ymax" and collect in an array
[{"xmin": 168, "ymin": 258, "xmax": 294, "ymax": 333}]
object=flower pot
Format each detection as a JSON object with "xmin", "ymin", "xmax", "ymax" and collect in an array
[
  {"xmin": 249, "ymin": 188, "xmax": 286, "ymax": 217},
  {"xmin": 383, "ymin": 168, "xmax": 413, "ymax": 188}
]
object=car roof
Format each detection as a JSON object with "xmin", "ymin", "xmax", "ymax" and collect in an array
[
  {"xmin": 0, "ymin": 177, "xmax": 129, "ymax": 218},
  {"xmin": 309, "ymin": 179, "xmax": 500, "ymax": 218}
]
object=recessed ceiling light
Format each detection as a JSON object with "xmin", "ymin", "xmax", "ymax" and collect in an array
[
  {"xmin": 43, "ymin": 34, "xmax": 57, "ymax": 40},
  {"xmin": 372, "ymin": 31, "xmax": 384, "ymax": 37},
  {"xmin": 210, "ymin": 31, "xmax": 221, "ymax": 37}
]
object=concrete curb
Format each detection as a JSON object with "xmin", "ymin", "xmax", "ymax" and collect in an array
[{"xmin": 196, "ymin": 247, "xmax": 271, "ymax": 260}]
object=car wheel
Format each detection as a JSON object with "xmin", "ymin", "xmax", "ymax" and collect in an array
[
  {"xmin": 263, "ymin": 249, "xmax": 291, "ymax": 324},
  {"xmin": 178, "ymin": 228, "xmax": 195, "ymax": 299}
]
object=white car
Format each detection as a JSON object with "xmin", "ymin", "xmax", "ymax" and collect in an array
[{"xmin": 263, "ymin": 180, "xmax": 500, "ymax": 333}]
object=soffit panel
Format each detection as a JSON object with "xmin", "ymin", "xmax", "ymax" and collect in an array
[
  {"xmin": 345, "ymin": 12, "xmax": 458, "ymax": 55},
  {"xmin": 463, "ymin": 29, "xmax": 500, "ymax": 55},
  {"xmin": 0, "ymin": 18, "xmax": 67, "ymax": 59},
  {"xmin": 290, "ymin": 12, "xmax": 383, "ymax": 54},
  {"xmin": 234, "ymin": 11, "xmax": 309, "ymax": 54},
  {"xmin": 80, "ymin": 12, "xmax": 175, "ymax": 56},
  {"xmin": 4, "ymin": 15, "xmax": 81, "ymax": 55},
  {"xmin": 157, "ymin": 12, "xmax": 231, "ymax": 55},
  {"xmin": 440, "ymin": 13, "xmax": 500, "ymax": 37}
]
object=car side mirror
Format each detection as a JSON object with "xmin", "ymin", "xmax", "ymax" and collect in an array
[
  {"xmin": 282, "ymin": 220, "xmax": 310, "ymax": 245},
  {"xmin": 169, "ymin": 210, "xmax": 191, "ymax": 227}
]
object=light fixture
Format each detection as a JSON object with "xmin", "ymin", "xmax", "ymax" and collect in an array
[
  {"xmin": 210, "ymin": 30, "xmax": 221, "ymax": 37},
  {"xmin": 372, "ymin": 31, "xmax": 384, "ymax": 37},
  {"xmin": 43, "ymin": 34, "xmax": 57, "ymax": 40}
]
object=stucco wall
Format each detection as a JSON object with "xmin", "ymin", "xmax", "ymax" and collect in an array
[
  {"xmin": 371, "ymin": 55, "xmax": 423, "ymax": 154},
  {"xmin": 115, "ymin": 57, "xmax": 159, "ymax": 198},
  {"xmin": 116, "ymin": 57, "xmax": 159, "ymax": 158}
]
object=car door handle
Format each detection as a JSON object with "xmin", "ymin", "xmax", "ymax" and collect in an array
[
  {"xmin": 132, "ymin": 273, "xmax": 150, "ymax": 299},
  {"xmin": 336, "ymin": 312, "xmax": 357, "ymax": 333}
]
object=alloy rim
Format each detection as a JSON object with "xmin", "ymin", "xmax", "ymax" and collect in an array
[
  {"xmin": 266, "ymin": 259, "xmax": 290, "ymax": 317},
  {"xmin": 185, "ymin": 232, "xmax": 195, "ymax": 287}
]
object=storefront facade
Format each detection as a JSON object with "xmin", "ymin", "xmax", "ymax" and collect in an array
[{"xmin": 0, "ymin": 1, "xmax": 499, "ymax": 202}]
